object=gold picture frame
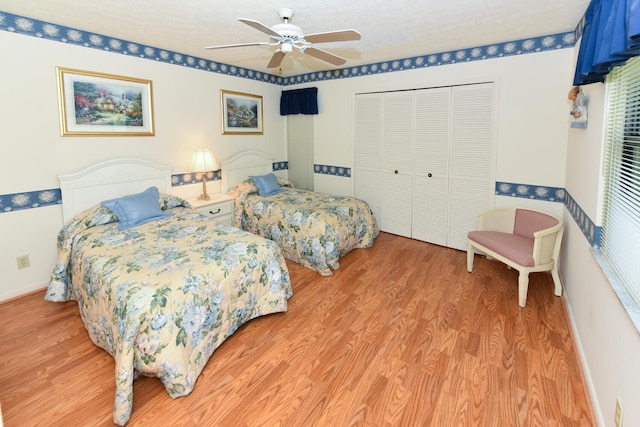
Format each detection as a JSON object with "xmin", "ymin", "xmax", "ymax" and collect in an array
[
  {"xmin": 56, "ymin": 67, "xmax": 155, "ymax": 136},
  {"xmin": 221, "ymin": 90, "xmax": 263, "ymax": 135}
]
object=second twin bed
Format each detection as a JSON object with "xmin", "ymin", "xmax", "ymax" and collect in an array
[{"xmin": 222, "ymin": 151, "xmax": 379, "ymax": 276}]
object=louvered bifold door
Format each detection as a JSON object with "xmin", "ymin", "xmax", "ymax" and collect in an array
[
  {"xmin": 447, "ymin": 83, "xmax": 494, "ymax": 250},
  {"xmin": 381, "ymin": 92, "xmax": 414, "ymax": 237},
  {"xmin": 354, "ymin": 94, "xmax": 382, "ymax": 224},
  {"xmin": 412, "ymin": 87, "xmax": 452, "ymax": 245}
]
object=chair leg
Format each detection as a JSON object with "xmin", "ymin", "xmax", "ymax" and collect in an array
[
  {"xmin": 467, "ymin": 243, "xmax": 474, "ymax": 273},
  {"xmin": 551, "ymin": 264, "xmax": 563, "ymax": 297},
  {"xmin": 518, "ymin": 271, "xmax": 530, "ymax": 308}
]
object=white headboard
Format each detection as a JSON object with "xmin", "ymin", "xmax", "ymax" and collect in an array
[
  {"xmin": 58, "ymin": 158, "xmax": 173, "ymax": 223},
  {"xmin": 221, "ymin": 151, "xmax": 274, "ymax": 193}
]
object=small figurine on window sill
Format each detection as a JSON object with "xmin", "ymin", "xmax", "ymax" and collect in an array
[{"xmin": 568, "ymin": 86, "xmax": 588, "ymax": 129}]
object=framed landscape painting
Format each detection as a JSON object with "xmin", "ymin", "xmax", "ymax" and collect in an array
[
  {"xmin": 56, "ymin": 67, "xmax": 155, "ymax": 136},
  {"xmin": 221, "ymin": 90, "xmax": 263, "ymax": 135}
]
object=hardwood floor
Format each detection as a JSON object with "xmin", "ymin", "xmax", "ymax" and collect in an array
[{"xmin": 0, "ymin": 232, "xmax": 595, "ymax": 426}]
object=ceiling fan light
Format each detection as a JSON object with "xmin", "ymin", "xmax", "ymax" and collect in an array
[{"xmin": 281, "ymin": 43, "xmax": 293, "ymax": 53}]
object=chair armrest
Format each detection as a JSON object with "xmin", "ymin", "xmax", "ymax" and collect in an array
[{"xmin": 532, "ymin": 222, "xmax": 564, "ymax": 265}]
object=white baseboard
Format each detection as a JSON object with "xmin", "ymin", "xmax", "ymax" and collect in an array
[{"xmin": 563, "ymin": 296, "xmax": 605, "ymax": 426}]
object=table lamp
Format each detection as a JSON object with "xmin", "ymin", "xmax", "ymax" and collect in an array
[{"xmin": 191, "ymin": 148, "xmax": 217, "ymax": 200}]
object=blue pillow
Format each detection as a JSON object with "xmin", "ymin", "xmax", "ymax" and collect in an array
[
  {"xmin": 102, "ymin": 186, "xmax": 173, "ymax": 230},
  {"xmin": 249, "ymin": 173, "xmax": 283, "ymax": 196}
]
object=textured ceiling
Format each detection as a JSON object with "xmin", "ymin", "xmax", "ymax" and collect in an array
[{"xmin": 2, "ymin": 0, "xmax": 590, "ymax": 77}]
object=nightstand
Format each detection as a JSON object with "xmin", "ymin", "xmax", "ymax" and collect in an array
[{"xmin": 189, "ymin": 194, "xmax": 234, "ymax": 226}]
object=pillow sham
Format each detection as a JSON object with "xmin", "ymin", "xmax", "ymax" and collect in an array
[
  {"xmin": 275, "ymin": 176, "xmax": 295, "ymax": 189},
  {"xmin": 159, "ymin": 192, "xmax": 190, "ymax": 210},
  {"xmin": 102, "ymin": 186, "xmax": 173, "ymax": 230},
  {"xmin": 249, "ymin": 173, "xmax": 283, "ymax": 196}
]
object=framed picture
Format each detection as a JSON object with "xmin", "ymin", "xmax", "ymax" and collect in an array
[
  {"xmin": 221, "ymin": 90, "xmax": 263, "ymax": 135},
  {"xmin": 56, "ymin": 67, "xmax": 155, "ymax": 136}
]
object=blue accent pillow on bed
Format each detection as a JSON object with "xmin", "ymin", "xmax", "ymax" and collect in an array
[
  {"xmin": 102, "ymin": 186, "xmax": 173, "ymax": 230},
  {"xmin": 250, "ymin": 173, "xmax": 283, "ymax": 196}
]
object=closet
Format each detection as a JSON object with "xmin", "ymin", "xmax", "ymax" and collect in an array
[{"xmin": 354, "ymin": 83, "xmax": 495, "ymax": 251}]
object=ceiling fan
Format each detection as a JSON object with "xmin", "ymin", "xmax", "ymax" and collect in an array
[{"xmin": 205, "ymin": 8, "xmax": 361, "ymax": 69}]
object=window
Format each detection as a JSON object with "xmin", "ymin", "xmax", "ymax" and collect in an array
[{"xmin": 601, "ymin": 56, "xmax": 640, "ymax": 306}]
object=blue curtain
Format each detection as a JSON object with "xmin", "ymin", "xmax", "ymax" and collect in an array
[
  {"xmin": 573, "ymin": 0, "xmax": 640, "ymax": 85},
  {"xmin": 280, "ymin": 87, "xmax": 318, "ymax": 115}
]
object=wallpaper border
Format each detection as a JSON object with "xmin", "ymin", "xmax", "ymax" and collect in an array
[
  {"xmin": 171, "ymin": 161, "xmax": 289, "ymax": 185},
  {"xmin": 0, "ymin": 11, "xmax": 575, "ymax": 86},
  {"xmin": 0, "ymin": 189, "xmax": 62, "ymax": 213},
  {"xmin": 2, "ymin": 182, "xmax": 600, "ymax": 250},
  {"xmin": 280, "ymin": 33, "xmax": 576, "ymax": 86},
  {"xmin": 314, "ymin": 164, "xmax": 351, "ymax": 177},
  {"xmin": 565, "ymin": 189, "xmax": 600, "ymax": 247},
  {"xmin": 2, "ymin": 181, "xmax": 567, "ymax": 212},
  {"xmin": 171, "ymin": 171, "xmax": 221, "ymax": 187},
  {"xmin": 495, "ymin": 181, "xmax": 565, "ymax": 203}
]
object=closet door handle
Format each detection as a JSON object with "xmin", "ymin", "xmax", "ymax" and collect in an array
[
  {"xmin": 428, "ymin": 173, "xmax": 432, "ymax": 177},
  {"xmin": 394, "ymin": 170, "xmax": 399, "ymax": 174}
]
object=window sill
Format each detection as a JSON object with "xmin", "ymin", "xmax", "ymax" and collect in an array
[{"xmin": 591, "ymin": 248, "xmax": 640, "ymax": 335}]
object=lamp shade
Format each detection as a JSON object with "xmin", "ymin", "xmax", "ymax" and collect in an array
[{"xmin": 191, "ymin": 149, "xmax": 218, "ymax": 173}]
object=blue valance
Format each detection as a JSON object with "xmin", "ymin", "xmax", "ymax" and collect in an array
[
  {"xmin": 280, "ymin": 87, "xmax": 318, "ymax": 115},
  {"xmin": 573, "ymin": 0, "xmax": 640, "ymax": 85}
]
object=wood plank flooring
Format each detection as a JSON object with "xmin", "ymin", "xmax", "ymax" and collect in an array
[{"xmin": 0, "ymin": 232, "xmax": 595, "ymax": 426}]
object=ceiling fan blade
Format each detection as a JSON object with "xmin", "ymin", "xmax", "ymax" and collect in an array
[
  {"xmin": 205, "ymin": 42, "xmax": 272, "ymax": 50},
  {"xmin": 304, "ymin": 29, "xmax": 361, "ymax": 44},
  {"xmin": 303, "ymin": 46, "xmax": 347, "ymax": 66},
  {"xmin": 267, "ymin": 50, "xmax": 286, "ymax": 68},
  {"xmin": 238, "ymin": 18, "xmax": 282, "ymax": 38}
]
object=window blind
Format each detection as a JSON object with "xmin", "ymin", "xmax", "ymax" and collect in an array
[{"xmin": 601, "ymin": 55, "xmax": 640, "ymax": 305}]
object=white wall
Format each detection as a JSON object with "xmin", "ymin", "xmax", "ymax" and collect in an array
[
  {"xmin": 292, "ymin": 48, "xmax": 572, "ymax": 204},
  {"xmin": 6, "ymin": 23, "xmax": 639, "ymax": 427},
  {"xmin": 0, "ymin": 30, "xmax": 286, "ymax": 300},
  {"xmin": 1, "ymin": 32, "xmax": 575, "ymax": 303},
  {"xmin": 562, "ymin": 76, "xmax": 640, "ymax": 426}
]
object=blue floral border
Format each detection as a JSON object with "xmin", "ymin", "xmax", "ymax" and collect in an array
[
  {"xmin": 565, "ymin": 190, "xmax": 600, "ymax": 247},
  {"xmin": 0, "ymin": 189, "xmax": 62, "ymax": 213},
  {"xmin": 1, "ymin": 181, "xmax": 601, "ymax": 249},
  {"xmin": 314, "ymin": 164, "xmax": 351, "ymax": 177},
  {"xmin": 171, "ymin": 161, "xmax": 288, "ymax": 185},
  {"xmin": 495, "ymin": 181, "xmax": 565, "ymax": 202},
  {"xmin": 273, "ymin": 161, "xmax": 288, "ymax": 171},
  {"xmin": 0, "ymin": 12, "xmax": 282, "ymax": 84},
  {"xmin": 280, "ymin": 33, "xmax": 576, "ymax": 85},
  {"xmin": 4, "ymin": 180, "xmax": 567, "ymax": 208},
  {"xmin": 171, "ymin": 170, "xmax": 221, "ymax": 186},
  {"xmin": 0, "ymin": 11, "xmax": 575, "ymax": 86}
]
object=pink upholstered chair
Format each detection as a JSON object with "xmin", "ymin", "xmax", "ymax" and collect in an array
[{"xmin": 467, "ymin": 207, "xmax": 564, "ymax": 307}]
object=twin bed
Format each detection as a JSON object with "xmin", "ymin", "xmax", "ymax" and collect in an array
[
  {"xmin": 46, "ymin": 153, "xmax": 377, "ymax": 425},
  {"xmin": 221, "ymin": 151, "xmax": 378, "ymax": 276},
  {"xmin": 46, "ymin": 158, "xmax": 292, "ymax": 425}
]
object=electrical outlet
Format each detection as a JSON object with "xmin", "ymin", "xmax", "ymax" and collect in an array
[
  {"xmin": 16, "ymin": 255, "xmax": 30, "ymax": 270},
  {"xmin": 615, "ymin": 397, "xmax": 623, "ymax": 427}
]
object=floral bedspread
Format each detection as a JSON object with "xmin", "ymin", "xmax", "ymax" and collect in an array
[
  {"xmin": 45, "ymin": 198, "xmax": 292, "ymax": 426},
  {"xmin": 229, "ymin": 179, "xmax": 379, "ymax": 276}
]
